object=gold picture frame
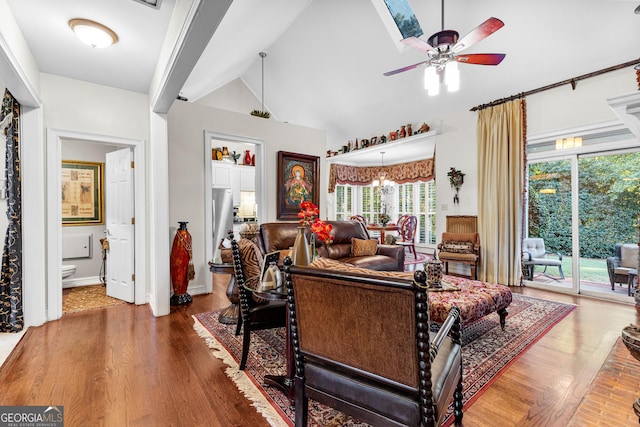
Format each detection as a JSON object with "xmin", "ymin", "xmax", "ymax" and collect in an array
[{"xmin": 61, "ymin": 160, "xmax": 104, "ymax": 225}]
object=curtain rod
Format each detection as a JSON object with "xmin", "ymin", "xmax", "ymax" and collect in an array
[{"xmin": 470, "ymin": 58, "xmax": 640, "ymax": 112}]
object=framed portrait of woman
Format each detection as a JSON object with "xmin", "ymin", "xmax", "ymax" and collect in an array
[{"xmin": 277, "ymin": 151, "xmax": 320, "ymax": 220}]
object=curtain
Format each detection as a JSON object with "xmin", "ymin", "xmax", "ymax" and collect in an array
[
  {"xmin": 0, "ymin": 89, "xmax": 23, "ymax": 332},
  {"xmin": 328, "ymin": 157, "xmax": 434, "ymax": 192},
  {"xmin": 477, "ymin": 99, "xmax": 527, "ymax": 286}
]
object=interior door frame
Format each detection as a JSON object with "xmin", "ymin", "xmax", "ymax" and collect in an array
[
  {"xmin": 203, "ymin": 131, "xmax": 265, "ymax": 293},
  {"xmin": 47, "ymin": 128, "xmax": 146, "ymax": 320}
]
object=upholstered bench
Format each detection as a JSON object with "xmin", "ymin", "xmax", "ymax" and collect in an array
[{"xmin": 309, "ymin": 257, "xmax": 513, "ymax": 329}]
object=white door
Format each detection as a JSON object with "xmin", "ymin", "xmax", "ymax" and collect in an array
[{"xmin": 105, "ymin": 148, "xmax": 135, "ymax": 302}]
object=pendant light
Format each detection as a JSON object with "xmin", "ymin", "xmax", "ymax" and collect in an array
[{"xmin": 250, "ymin": 52, "xmax": 270, "ymax": 118}]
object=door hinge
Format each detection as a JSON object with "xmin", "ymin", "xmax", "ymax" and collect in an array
[
  {"xmin": 131, "ymin": 161, "xmax": 135, "ymax": 169},
  {"xmin": 131, "ymin": 274, "xmax": 135, "ymax": 282},
  {"xmin": 131, "ymin": 217, "xmax": 135, "ymax": 225}
]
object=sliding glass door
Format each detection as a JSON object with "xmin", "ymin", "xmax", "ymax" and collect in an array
[{"xmin": 527, "ymin": 130, "xmax": 640, "ymax": 302}]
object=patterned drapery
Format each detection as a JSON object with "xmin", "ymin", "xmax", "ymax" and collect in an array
[
  {"xmin": 328, "ymin": 157, "xmax": 434, "ymax": 193},
  {"xmin": 0, "ymin": 89, "xmax": 23, "ymax": 332}
]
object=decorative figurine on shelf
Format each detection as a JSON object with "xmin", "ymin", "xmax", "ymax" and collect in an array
[
  {"xmin": 407, "ymin": 123, "xmax": 413, "ymax": 136},
  {"xmin": 389, "ymin": 131, "xmax": 398, "ymax": 141},
  {"xmin": 380, "ymin": 135, "xmax": 387, "ymax": 144},
  {"xmin": 447, "ymin": 167, "xmax": 465, "ymax": 204},
  {"xmin": 419, "ymin": 122, "xmax": 430, "ymax": 133},
  {"xmin": 400, "ymin": 125, "xmax": 406, "ymax": 138},
  {"xmin": 244, "ymin": 150, "xmax": 251, "ymax": 165},
  {"xmin": 170, "ymin": 221, "xmax": 194, "ymax": 305}
]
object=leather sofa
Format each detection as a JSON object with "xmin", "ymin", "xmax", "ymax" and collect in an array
[{"xmin": 257, "ymin": 220, "xmax": 405, "ymax": 271}]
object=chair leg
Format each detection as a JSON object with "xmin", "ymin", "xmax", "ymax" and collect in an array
[
  {"xmin": 234, "ymin": 314, "xmax": 243, "ymax": 336},
  {"xmin": 239, "ymin": 324, "xmax": 251, "ymax": 370},
  {"xmin": 453, "ymin": 364, "xmax": 464, "ymax": 426},
  {"xmin": 294, "ymin": 377, "xmax": 308, "ymax": 427},
  {"xmin": 558, "ymin": 265, "xmax": 565, "ymax": 280}
]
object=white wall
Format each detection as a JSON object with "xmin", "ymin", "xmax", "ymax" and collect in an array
[{"xmin": 167, "ymin": 100, "xmax": 326, "ymax": 294}]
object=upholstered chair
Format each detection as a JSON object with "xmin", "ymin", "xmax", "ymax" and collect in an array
[
  {"xmin": 437, "ymin": 232, "xmax": 480, "ymax": 280},
  {"xmin": 230, "ymin": 234, "xmax": 287, "ymax": 370},
  {"xmin": 607, "ymin": 243, "xmax": 639, "ymax": 294},
  {"xmin": 522, "ymin": 238, "xmax": 564, "ymax": 280}
]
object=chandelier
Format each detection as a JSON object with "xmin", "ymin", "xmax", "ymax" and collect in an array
[{"xmin": 372, "ymin": 152, "xmax": 395, "ymax": 195}]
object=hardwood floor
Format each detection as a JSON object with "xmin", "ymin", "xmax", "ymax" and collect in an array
[{"xmin": 1, "ymin": 275, "xmax": 639, "ymax": 426}]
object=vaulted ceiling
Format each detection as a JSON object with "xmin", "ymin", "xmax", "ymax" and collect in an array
[{"xmin": 6, "ymin": 0, "xmax": 640, "ymax": 157}]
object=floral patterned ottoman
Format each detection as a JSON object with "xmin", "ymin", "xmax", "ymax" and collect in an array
[{"xmin": 308, "ymin": 257, "xmax": 513, "ymax": 329}]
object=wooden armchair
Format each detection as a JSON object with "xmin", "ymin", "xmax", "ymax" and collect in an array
[
  {"xmin": 286, "ymin": 259, "xmax": 463, "ymax": 426},
  {"xmin": 437, "ymin": 232, "xmax": 480, "ymax": 280}
]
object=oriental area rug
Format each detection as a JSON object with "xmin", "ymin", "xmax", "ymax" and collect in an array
[{"xmin": 193, "ymin": 294, "xmax": 575, "ymax": 427}]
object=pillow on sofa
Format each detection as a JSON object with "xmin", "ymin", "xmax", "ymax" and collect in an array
[
  {"xmin": 441, "ymin": 240, "xmax": 475, "ymax": 254},
  {"xmin": 352, "ymin": 238, "xmax": 378, "ymax": 256}
]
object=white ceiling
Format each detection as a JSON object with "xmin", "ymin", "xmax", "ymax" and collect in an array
[{"xmin": 5, "ymin": 0, "xmax": 640, "ymax": 166}]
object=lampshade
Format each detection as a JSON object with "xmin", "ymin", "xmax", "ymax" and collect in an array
[
  {"xmin": 69, "ymin": 19, "xmax": 118, "ymax": 48},
  {"xmin": 445, "ymin": 61, "xmax": 460, "ymax": 92},
  {"xmin": 424, "ymin": 67, "xmax": 439, "ymax": 96}
]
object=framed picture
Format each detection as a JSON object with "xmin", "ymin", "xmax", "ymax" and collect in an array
[
  {"xmin": 277, "ymin": 151, "xmax": 320, "ymax": 220},
  {"xmin": 61, "ymin": 160, "xmax": 104, "ymax": 225}
]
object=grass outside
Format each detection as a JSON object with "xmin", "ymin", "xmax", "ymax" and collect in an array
[{"xmin": 531, "ymin": 255, "xmax": 609, "ymax": 283}]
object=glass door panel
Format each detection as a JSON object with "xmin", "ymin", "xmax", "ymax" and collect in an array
[
  {"xmin": 527, "ymin": 159, "xmax": 573, "ymax": 289},
  {"xmin": 577, "ymin": 151, "xmax": 640, "ymax": 300}
]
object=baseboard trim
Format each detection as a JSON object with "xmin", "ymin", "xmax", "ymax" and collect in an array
[{"xmin": 62, "ymin": 276, "xmax": 102, "ymax": 289}]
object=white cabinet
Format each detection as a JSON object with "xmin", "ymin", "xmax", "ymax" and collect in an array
[
  {"xmin": 239, "ymin": 166, "xmax": 255, "ymax": 191},
  {"xmin": 212, "ymin": 162, "xmax": 255, "ymax": 204},
  {"xmin": 211, "ymin": 162, "xmax": 233, "ymax": 188}
]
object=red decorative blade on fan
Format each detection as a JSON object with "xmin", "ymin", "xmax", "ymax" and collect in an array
[
  {"xmin": 452, "ymin": 17, "xmax": 504, "ymax": 53},
  {"xmin": 401, "ymin": 36, "xmax": 436, "ymax": 53},
  {"xmin": 383, "ymin": 60, "xmax": 431, "ymax": 76},
  {"xmin": 456, "ymin": 53, "xmax": 506, "ymax": 65}
]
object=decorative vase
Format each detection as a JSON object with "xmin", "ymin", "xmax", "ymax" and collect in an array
[
  {"xmin": 400, "ymin": 125, "xmax": 406, "ymax": 138},
  {"xmin": 425, "ymin": 258, "xmax": 443, "ymax": 288},
  {"xmin": 170, "ymin": 221, "xmax": 194, "ymax": 305},
  {"xmin": 251, "ymin": 154, "xmax": 256, "ymax": 166},
  {"xmin": 292, "ymin": 226, "xmax": 311, "ymax": 266},
  {"xmin": 244, "ymin": 150, "xmax": 251, "ymax": 165},
  {"xmin": 407, "ymin": 124, "xmax": 413, "ymax": 136}
]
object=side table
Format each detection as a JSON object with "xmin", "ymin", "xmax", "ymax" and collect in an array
[{"xmin": 208, "ymin": 262, "xmax": 238, "ymax": 324}]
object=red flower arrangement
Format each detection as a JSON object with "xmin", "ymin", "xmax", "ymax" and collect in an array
[{"xmin": 298, "ymin": 201, "xmax": 334, "ymax": 245}]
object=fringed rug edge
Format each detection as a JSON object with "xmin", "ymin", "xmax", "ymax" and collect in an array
[{"xmin": 192, "ymin": 315, "xmax": 291, "ymax": 427}]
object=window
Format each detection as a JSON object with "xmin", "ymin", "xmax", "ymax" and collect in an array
[
  {"xmin": 335, "ymin": 185, "xmax": 354, "ymax": 221},
  {"xmin": 334, "ymin": 180, "xmax": 436, "ymax": 245},
  {"xmin": 396, "ymin": 181, "xmax": 436, "ymax": 244}
]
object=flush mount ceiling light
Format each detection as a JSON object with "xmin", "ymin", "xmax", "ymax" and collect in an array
[{"xmin": 69, "ymin": 18, "xmax": 118, "ymax": 48}]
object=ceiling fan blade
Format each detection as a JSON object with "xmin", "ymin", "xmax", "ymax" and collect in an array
[
  {"xmin": 383, "ymin": 60, "xmax": 431, "ymax": 76},
  {"xmin": 452, "ymin": 17, "xmax": 504, "ymax": 53},
  {"xmin": 456, "ymin": 53, "xmax": 506, "ymax": 65},
  {"xmin": 401, "ymin": 36, "xmax": 437, "ymax": 53}
]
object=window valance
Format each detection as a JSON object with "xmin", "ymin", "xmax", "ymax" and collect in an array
[{"xmin": 328, "ymin": 157, "xmax": 435, "ymax": 193}]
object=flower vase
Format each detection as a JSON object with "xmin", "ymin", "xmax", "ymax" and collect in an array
[
  {"xmin": 170, "ymin": 221, "xmax": 194, "ymax": 305},
  {"xmin": 292, "ymin": 226, "xmax": 311, "ymax": 266},
  {"xmin": 244, "ymin": 150, "xmax": 251, "ymax": 165}
]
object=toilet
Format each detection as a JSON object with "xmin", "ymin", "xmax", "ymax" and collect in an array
[{"xmin": 61, "ymin": 264, "xmax": 77, "ymax": 280}]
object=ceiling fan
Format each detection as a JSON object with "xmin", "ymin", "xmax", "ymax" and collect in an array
[{"xmin": 384, "ymin": 1, "xmax": 506, "ymax": 94}]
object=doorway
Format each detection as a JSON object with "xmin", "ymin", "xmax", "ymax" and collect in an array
[
  {"xmin": 526, "ymin": 124, "xmax": 640, "ymax": 303},
  {"xmin": 46, "ymin": 129, "xmax": 146, "ymax": 321}
]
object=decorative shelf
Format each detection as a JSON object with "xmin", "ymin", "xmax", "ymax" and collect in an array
[{"xmin": 326, "ymin": 121, "xmax": 442, "ymax": 165}]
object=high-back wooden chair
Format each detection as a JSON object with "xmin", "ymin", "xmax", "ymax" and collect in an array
[
  {"xmin": 446, "ymin": 215, "xmax": 477, "ymax": 233},
  {"xmin": 397, "ymin": 214, "xmax": 417, "ymax": 256},
  {"xmin": 230, "ymin": 233, "xmax": 287, "ymax": 370}
]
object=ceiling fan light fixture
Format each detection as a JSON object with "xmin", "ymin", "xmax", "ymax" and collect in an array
[
  {"xmin": 424, "ymin": 67, "xmax": 439, "ymax": 96},
  {"xmin": 445, "ymin": 61, "xmax": 460, "ymax": 92},
  {"xmin": 69, "ymin": 18, "xmax": 118, "ymax": 48}
]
